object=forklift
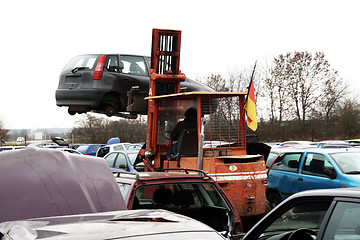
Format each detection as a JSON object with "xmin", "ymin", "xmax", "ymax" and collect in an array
[{"xmin": 139, "ymin": 29, "xmax": 268, "ymax": 222}]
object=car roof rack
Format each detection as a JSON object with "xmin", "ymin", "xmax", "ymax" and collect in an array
[
  {"xmin": 157, "ymin": 168, "xmax": 209, "ymax": 177},
  {"xmin": 112, "ymin": 170, "xmax": 140, "ymax": 180}
]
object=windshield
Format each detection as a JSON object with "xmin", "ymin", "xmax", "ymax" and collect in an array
[
  {"xmin": 128, "ymin": 153, "xmax": 138, "ymax": 165},
  {"xmin": 330, "ymin": 152, "xmax": 360, "ymax": 173},
  {"xmin": 76, "ymin": 145, "xmax": 89, "ymax": 152},
  {"xmin": 63, "ymin": 55, "xmax": 98, "ymax": 71},
  {"xmin": 260, "ymin": 201, "xmax": 331, "ymax": 239}
]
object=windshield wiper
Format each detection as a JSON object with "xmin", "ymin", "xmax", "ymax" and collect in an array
[
  {"xmin": 345, "ymin": 171, "xmax": 360, "ymax": 174},
  {"xmin": 71, "ymin": 67, "xmax": 88, "ymax": 73}
]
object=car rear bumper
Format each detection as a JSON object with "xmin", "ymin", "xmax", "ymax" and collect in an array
[{"xmin": 56, "ymin": 89, "xmax": 109, "ymax": 106}]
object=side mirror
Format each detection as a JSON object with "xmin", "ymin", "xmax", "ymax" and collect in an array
[
  {"xmin": 324, "ymin": 168, "xmax": 337, "ymax": 179},
  {"xmin": 134, "ymin": 163, "xmax": 145, "ymax": 172},
  {"xmin": 119, "ymin": 163, "xmax": 127, "ymax": 170}
]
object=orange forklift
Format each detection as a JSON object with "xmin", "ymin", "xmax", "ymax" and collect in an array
[{"xmin": 139, "ymin": 29, "xmax": 268, "ymax": 223}]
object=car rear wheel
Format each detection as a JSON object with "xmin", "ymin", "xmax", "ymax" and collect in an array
[
  {"xmin": 105, "ymin": 105, "xmax": 116, "ymax": 117},
  {"xmin": 68, "ymin": 109, "xmax": 76, "ymax": 115}
]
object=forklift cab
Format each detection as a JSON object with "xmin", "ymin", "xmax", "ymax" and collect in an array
[{"xmin": 145, "ymin": 92, "xmax": 249, "ymax": 170}]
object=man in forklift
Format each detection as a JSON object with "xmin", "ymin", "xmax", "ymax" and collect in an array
[
  {"xmin": 168, "ymin": 107, "xmax": 197, "ymax": 159},
  {"xmin": 170, "ymin": 107, "xmax": 197, "ymax": 142}
]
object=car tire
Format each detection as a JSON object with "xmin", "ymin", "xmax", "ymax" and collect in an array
[
  {"xmin": 267, "ymin": 192, "xmax": 282, "ymax": 209},
  {"xmin": 68, "ymin": 109, "xmax": 76, "ymax": 115},
  {"xmin": 105, "ymin": 105, "xmax": 116, "ymax": 117}
]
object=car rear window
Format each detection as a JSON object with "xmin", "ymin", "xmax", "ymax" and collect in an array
[
  {"xmin": 76, "ymin": 145, "xmax": 89, "ymax": 152},
  {"xmin": 63, "ymin": 55, "xmax": 98, "ymax": 71},
  {"xmin": 271, "ymin": 153, "xmax": 302, "ymax": 172},
  {"xmin": 114, "ymin": 145, "xmax": 125, "ymax": 151}
]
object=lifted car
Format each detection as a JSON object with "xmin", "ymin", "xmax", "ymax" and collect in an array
[
  {"xmin": 115, "ymin": 169, "xmax": 242, "ymax": 236},
  {"xmin": 56, "ymin": 54, "xmax": 214, "ymax": 117}
]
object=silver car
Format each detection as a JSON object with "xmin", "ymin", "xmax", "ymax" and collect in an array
[{"xmin": 0, "ymin": 209, "xmax": 226, "ymax": 240}]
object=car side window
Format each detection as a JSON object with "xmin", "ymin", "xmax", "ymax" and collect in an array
[
  {"xmin": 302, "ymin": 153, "xmax": 335, "ymax": 177},
  {"xmin": 120, "ymin": 55, "xmax": 148, "ymax": 76},
  {"xmin": 105, "ymin": 153, "xmax": 117, "ymax": 168},
  {"xmin": 105, "ymin": 55, "xmax": 120, "ymax": 72},
  {"xmin": 116, "ymin": 153, "xmax": 127, "ymax": 169},
  {"xmin": 271, "ymin": 153, "xmax": 302, "ymax": 173},
  {"xmin": 323, "ymin": 201, "xmax": 360, "ymax": 239},
  {"xmin": 266, "ymin": 152, "xmax": 279, "ymax": 168},
  {"xmin": 98, "ymin": 147, "xmax": 109, "ymax": 157}
]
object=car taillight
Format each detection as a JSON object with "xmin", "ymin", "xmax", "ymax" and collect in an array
[
  {"xmin": 83, "ymin": 153, "xmax": 88, "ymax": 155},
  {"xmin": 93, "ymin": 54, "xmax": 107, "ymax": 80}
]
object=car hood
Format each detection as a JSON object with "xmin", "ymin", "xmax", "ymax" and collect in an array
[
  {"xmin": 0, "ymin": 148, "xmax": 125, "ymax": 223},
  {"xmin": 0, "ymin": 209, "xmax": 221, "ymax": 240}
]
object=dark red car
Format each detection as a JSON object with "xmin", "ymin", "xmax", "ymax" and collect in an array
[{"xmin": 115, "ymin": 169, "xmax": 242, "ymax": 236}]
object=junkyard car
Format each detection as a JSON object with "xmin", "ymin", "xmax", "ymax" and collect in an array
[
  {"xmin": 115, "ymin": 169, "xmax": 242, "ymax": 236},
  {"xmin": 56, "ymin": 54, "xmax": 214, "ymax": 117},
  {"xmin": 243, "ymin": 187, "xmax": 360, "ymax": 240},
  {"xmin": 104, "ymin": 150, "xmax": 144, "ymax": 172},
  {"xmin": 0, "ymin": 209, "xmax": 226, "ymax": 240},
  {"xmin": 96, "ymin": 142, "xmax": 131, "ymax": 157},
  {"xmin": 76, "ymin": 143, "xmax": 105, "ymax": 156},
  {"xmin": 266, "ymin": 148, "xmax": 360, "ymax": 208},
  {"xmin": 0, "ymin": 148, "xmax": 125, "ymax": 223}
]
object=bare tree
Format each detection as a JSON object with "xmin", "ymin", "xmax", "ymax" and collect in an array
[
  {"xmin": 268, "ymin": 53, "xmax": 292, "ymax": 123},
  {"xmin": 0, "ymin": 118, "xmax": 9, "ymax": 146},
  {"xmin": 71, "ymin": 114, "xmax": 147, "ymax": 144},
  {"xmin": 270, "ymin": 51, "xmax": 344, "ymax": 125},
  {"xmin": 337, "ymin": 98, "xmax": 360, "ymax": 138},
  {"xmin": 202, "ymin": 74, "xmax": 229, "ymax": 92},
  {"xmin": 72, "ymin": 114, "xmax": 110, "ymax": 143}
]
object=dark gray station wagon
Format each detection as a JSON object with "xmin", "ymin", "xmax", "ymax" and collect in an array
[{"xmin": 56, "ymin": 54, "xmax": 213, "ymax": 117}]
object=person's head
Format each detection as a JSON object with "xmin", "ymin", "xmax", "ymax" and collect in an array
[{"xmin": 184, "ymin": 107, "xmax": 197, "ymax": 121}]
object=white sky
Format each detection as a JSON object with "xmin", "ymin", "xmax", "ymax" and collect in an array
[{"xmin": 1, "ymin": 0, "xmax": 359, "ymax": 129}]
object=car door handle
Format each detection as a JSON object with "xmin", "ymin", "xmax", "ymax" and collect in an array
[{"xmin": 298, "ymin": 177, "xmax": 303, "ymax": 181}]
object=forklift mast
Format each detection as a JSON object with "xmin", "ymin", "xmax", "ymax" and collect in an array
[{"xmin": 146, "ymin": 29, "xmax": 185, "ymax": 155}]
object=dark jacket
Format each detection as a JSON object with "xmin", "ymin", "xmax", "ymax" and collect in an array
[{"xmin": 170, "ymin": 118, "xmax": 197, "ymax": 141}]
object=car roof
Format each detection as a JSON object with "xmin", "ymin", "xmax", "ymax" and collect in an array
[
  {"xmin": 287, "ymin": 187, "xmax": 360, "ymax": 200},
  {"xmin": 110, "ymin": 149, "xmax": 140, "ymax": 154},
  {"xmin": 270, "ymin": 147, "xmax": 360, "ymax": 155},
  {"xmin": 0, "ymin": 209, "xmax": 222, "ymax": 239},
  {"xmin": 115, "ymin": 170, "xmax": 213, "ymax": 182}
]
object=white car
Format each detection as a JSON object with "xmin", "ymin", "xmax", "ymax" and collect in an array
[{"xmin": 96, "ymin": 143, "xmax": 131, "ymax": 158}]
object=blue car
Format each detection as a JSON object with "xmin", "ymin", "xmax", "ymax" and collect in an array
[
  {"xmin": 266, "ymin": 148, "xmax": 360, "ymax": 208},
  {"xmin": 76, "ymin": 144, "xmax": 105, "ymax": 156}
]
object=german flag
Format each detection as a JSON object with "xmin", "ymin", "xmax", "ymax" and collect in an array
[{"xmin": 244, "ymin": 76, "xmax": 257, "ymax": 131}]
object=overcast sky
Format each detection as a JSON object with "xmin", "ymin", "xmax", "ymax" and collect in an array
[{"xmin": 1, "ymin": 0, "xmax": 359, "ymax": 129}]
